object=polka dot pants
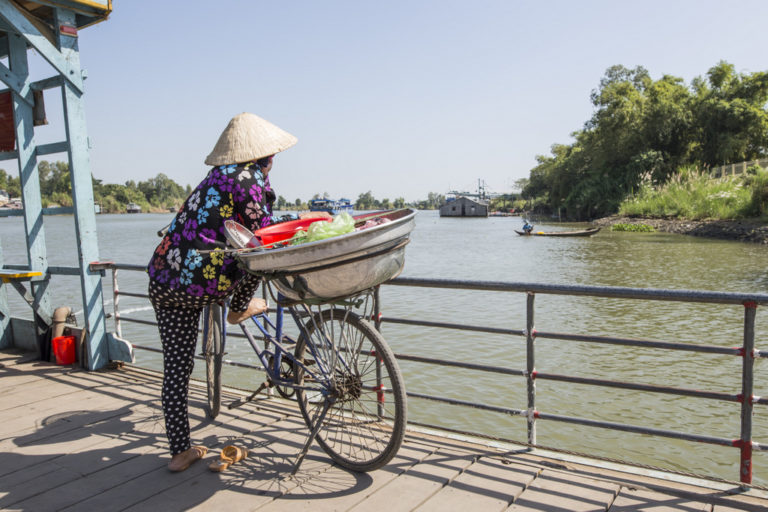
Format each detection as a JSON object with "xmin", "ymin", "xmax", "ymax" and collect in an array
[{"xmin": 149, "ymin": 275, "xmax": 260, "ymax": 455}]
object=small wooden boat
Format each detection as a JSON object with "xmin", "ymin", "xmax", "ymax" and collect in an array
[{"xmin": 515, "ymin": 227, "xmax": 600, "ymax": 237}]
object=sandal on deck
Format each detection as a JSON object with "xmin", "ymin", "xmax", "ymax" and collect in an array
[
  {"xmin": 168, "ymin": 446, "xmax": 208, "ymax": 472},
  {"xmin": 208, "ymin": 445, "xmax": 248, "ymax": 472}
]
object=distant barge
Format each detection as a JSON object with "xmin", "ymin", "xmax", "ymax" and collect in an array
[{"xmin": 309, "ymin": 198, "xmax": 353, "ymax": 215}]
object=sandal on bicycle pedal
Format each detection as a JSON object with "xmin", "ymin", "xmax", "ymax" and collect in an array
[{"xmin": 208, "ymin": 445, "xmax": 248, "ymax": 472}]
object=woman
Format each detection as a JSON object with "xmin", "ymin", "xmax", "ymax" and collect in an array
[{"xmin": 147, "ymin": 113, "xmax": 330, "ymax": 472}]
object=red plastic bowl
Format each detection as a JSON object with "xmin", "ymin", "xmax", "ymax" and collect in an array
[{"xmin": 253, "ymin": 218, "xmax": 331, "ymax": 245}]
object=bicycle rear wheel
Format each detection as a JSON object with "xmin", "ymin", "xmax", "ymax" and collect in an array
[
  {"xmin": 202, "ymin": 304, "xmax": 224, "ymax": 418},
  {"xmin": 294, "ymin": 308, "xmax": 407, "ymax": 472}
]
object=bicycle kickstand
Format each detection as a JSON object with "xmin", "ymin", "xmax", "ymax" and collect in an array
[
  {"xmin": 227, "ymin": 381, "xmax": 269, "ymax": 410},
  {"xmin": 290, "ymin": 398, "xmax": 334, "ymax": 476}
]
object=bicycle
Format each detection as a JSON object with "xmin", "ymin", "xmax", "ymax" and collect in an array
[{"xmin": 200, "ymin": 283, "xmax": 407, "ymax": 473}]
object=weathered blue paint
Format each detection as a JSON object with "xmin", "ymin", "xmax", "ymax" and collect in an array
[
  {"xmin": 0, "ymin": 4, "xmax": 84, "ymax": 93},
  {"xmin": 55, "ymin": 7, "xmax": 110, "ymax": 369},
  {"xmin": 0, "ymin": 1, "xmax": 118, "ymax": 368},
  {"xmin": 8, "ymin": 31, "xmax": 53, "ymax": 360},
  {"xmin": 0, "ymin": 238, "xmax": 10, "ymax": 349}
]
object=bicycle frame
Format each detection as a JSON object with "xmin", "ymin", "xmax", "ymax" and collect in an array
[{"xmin": 233, "ymin": 298, "xmax": 335, "ymax": 398}]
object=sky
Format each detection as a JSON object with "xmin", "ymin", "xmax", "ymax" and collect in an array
[{"xmin": 21, "ymin": 0, "xmax": 768, "ymax": 203}]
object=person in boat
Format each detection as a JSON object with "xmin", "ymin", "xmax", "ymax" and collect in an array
[
  {"xmin": 522, "ymin": 220, "xmax": 534, "ymax": 234},
  {"xmin": 146, "ymin": 113, "xmax": 330, "ymax": 472}
]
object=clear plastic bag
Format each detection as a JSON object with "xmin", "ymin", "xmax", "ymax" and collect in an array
[{"xmin": 290, "ymin": 212, "xmax": 355, "ymax": 245}]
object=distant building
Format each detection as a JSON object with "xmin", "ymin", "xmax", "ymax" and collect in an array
[
  {"xmin": 439, "ymin": 196, "xmax": 488, "ymax": 217},
  {"xmin": 0, "ymin": 189, "xmax": 9, "ymax": 204}
]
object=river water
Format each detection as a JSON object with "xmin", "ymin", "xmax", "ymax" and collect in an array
[{"xmin": 1, "ymin": 210, "xmax": 767, "ymax": 483}]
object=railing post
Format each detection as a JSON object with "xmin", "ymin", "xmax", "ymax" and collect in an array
[
  {"xmin": 738, "ymin": 301, "xmax": 757, "ymax": 486},
  {"xmin": 112, "ymin": 268, "xmax": 121, "ymax": 338},
  {"xmin": 526, "ymin": 291, "xmax": 536, "ymax": 445},
  {"xmin": 373, "ymin": 285, "xmax": 384, "ymax": 418}
]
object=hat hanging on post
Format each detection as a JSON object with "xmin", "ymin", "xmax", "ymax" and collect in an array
[{"xmin": 205, "ymin": 112, "xmax": 298, "ymax": 166}]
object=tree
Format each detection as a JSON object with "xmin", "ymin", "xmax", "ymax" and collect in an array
[
  {"xmin": 355, "ymin": 191, "xmax": 375, "ymax": 210},
  {"xmin": 693, "ymin": 61, "xmax": 768, "ymax": 166},
  {"xmin": 519, "ymin": 62, "xmax": 768, "ymax": 219},
  {"xmin": 39, "ymin": 161, "xmax": 71, "ymax": 197},
  {"xmin": 0, "ymin": 169, "xmax": 20, "ymax": 197}
]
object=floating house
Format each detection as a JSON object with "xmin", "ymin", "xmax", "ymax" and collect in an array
[
  {"xmin": 439, "ymin": 179, "xmax": 494, "ymax": 217},
  {"xmin": 439, "ymin": 196, "xmax": 489, "ymax": 217},
  {"xmin": 126, "ymin": 202, "xmax": 141, "ymax": 213}
]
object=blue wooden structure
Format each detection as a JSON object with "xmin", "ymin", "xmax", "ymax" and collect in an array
[{"xmin": 0, "ymin": 0, "xmax": 129, "ymax": 369}]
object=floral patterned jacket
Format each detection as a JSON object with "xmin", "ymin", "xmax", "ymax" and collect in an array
[{"xmin": 147, "ymin": 162, "xmax": 296, "ymax": 297}]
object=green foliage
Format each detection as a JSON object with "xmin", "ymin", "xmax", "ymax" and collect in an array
[
  {"xmin": 19, "ymin": 160, "xmax": 194, "ymax": 213},
  {"xmin": 611, "ymin": 223, "xmax": 655, "ymax": 232},
  {"xmin": 522, "ymin": 61, "xmax": 768, "ymax": 220},
  {"xmin": 489, "ymin": 193, "xmax": 520, "ymax": 212},
  {"xmin": 618, "ymin": 166, "xmax": 768, "ymax": 220},
  {"xmin": 355, "ymin": 191, "xmax": 376, "ymax": 210},
  {"xmin": 0, "ymin": 168, "xmax": 20, "ymax": 197}
]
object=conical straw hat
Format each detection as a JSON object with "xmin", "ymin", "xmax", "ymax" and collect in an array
[{"xmin": 204, "ymin": 113, "xmax": 298, "ymax": 166}]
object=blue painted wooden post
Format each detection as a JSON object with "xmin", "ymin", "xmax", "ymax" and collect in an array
[
  {"xmin": 55, "ymin": 8, "xmax": 109, "ymax": 370},
  {"xmin": 8, "ymin": 32, "xmax": 53, "ymax": 360},
  {"xmin": 0, "ymin": 238, "xmax": 10, "ymax": 349}
]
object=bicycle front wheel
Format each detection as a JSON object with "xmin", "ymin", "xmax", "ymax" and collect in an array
[
  {"xmin": 294, "ymin": 308, "xmax": 407, "ymax": 472},
  {"xmin": 203, "ymin": 304, "xmax": 224, "ymax": 418}
]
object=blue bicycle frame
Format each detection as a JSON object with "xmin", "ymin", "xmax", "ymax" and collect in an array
[{"xmin": 232, "ymin": 295, "xmax": 338, "ymax": 399}]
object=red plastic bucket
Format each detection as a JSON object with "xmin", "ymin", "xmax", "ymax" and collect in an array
[
  {"xmin": 253, "ymin": 218, "xmax": 330, "ymax": 245},
  {"xmin": 52, "ymin": 335, "xmax": 76, "ymax": 365}
]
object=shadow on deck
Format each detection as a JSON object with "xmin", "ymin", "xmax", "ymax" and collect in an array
[{"xmin": 1, "ymin": 349, "xmax": 767, "ymax": 511}]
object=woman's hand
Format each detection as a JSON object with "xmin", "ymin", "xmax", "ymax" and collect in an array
[{"xmin": 299, "ymin": 211, "xmax": 333, "ymax": 220}]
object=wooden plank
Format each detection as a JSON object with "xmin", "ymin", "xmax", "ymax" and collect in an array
[
  {"xmin": 0, "ymin": 391, "xmax": 135, "ymax": 441},
  {"xmin": 610, "ymin": 487, "xmax": 709, "ymax": 511},
  {"xmin": 12, "ymin": 401, "xmax": 291, "ymax": 511},
  {"xmin": 507, "ymin": 468, "xmax": 620, "ymax": 511},
  {"xmin": 255, "ymin": 441, "xmax": 438, "ymax": 512},
  {"xmin": 0, "ymin": 464, "xmax": 80, "ymax": 510},
  {"xmin": 414, "ymin": 456, "xmax": 539, "ymax": 511},
  {"xmin": 0, "ymin": 270, "xmax": 42, "ymax": 281},
  {"xmin": 11, "ymin": 404, "xmax": 284, "ymax": 510},
  {"xmin": 70, "ymin": 414, "xmax": 321, "ymax": 511},
  {"xmin": 3, "ymin": 353, "xmax": 768, "ymax": 512},
  {"xmin": 346, "ymin": 448, "xmax": 476, "ymax": 512}
]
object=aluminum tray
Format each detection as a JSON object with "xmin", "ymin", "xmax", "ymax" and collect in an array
[{"xmin": 233, "ymin": 209, "xmax": 416, "ymax": 302}]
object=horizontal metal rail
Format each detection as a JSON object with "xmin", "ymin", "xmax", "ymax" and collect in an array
[
  {"xmin": 387, "ymin": 276, "xmax": 768, "ymax": 305},
  {"xmin": 91, "ymin": 262, "xmax": 766, "ymax": 486}
]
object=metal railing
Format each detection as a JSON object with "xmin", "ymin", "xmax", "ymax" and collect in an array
[
  {"xmin": 709, "ymin": 158, "xmax": 768, "ymax": 178},
  {"xmin": 92, "ymin": 262, "xmax": 768, "ymax": 487}
]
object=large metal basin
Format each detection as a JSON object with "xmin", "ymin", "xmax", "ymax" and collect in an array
[{"xmin": 234, "ymin": 208, "xmax": 416, "ymax": 302}]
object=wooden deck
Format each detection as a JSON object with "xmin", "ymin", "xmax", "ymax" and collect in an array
[{"xmin": 2, "ymin": 349, "xmax": 767, "ymax": 512}]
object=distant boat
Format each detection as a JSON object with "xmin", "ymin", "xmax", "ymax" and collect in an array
[
  {"xmin": 515, "ymin": 227, "xmax": 600, "ymax": 237},
  {"xmin": 309, "ymin": 198, "xmax": 353, "ymax": 215},
  {"xmin": 126, "ymin": 202, "xmax": 141, "ymax": 214}
]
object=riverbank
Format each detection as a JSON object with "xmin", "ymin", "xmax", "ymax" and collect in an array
[{"xmin": 593, "ymin": 215, "xmax": 768, "ymax": 244}]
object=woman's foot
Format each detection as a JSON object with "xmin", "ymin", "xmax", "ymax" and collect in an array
[
  {"xmin": 227, "ymin": 298, "xmax": 268, "ymax": 324},
  {"xmin": 168, "ymin": 446, "xmax": 208, "ymax": 472}
]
